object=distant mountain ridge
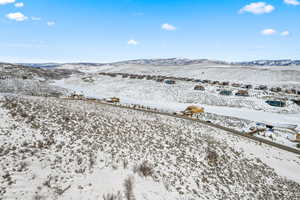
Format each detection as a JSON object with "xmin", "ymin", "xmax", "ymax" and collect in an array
[
  {"xmin": 236, "ymin": 60, "xmax": 300, "ymax": 66},
  {"xmin": 111, "ymin": 58, "xmax": 228, "ymax": 66},
  {"xmin": 18, "ymin": 58, "xmax": 300, "ymax": 68}
]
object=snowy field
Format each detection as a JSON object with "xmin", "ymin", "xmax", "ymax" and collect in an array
[
  {"xmin": 1, "ymin": 95, "xmax": 300, "ymax": 200},
  {"xmin": 52, "ymin": 62, "xmax": 300, "ymax": 149},
  {"xmin": 52, "ymin": 68, "xmax": 300, "ymax": 149},
  {"xmin": 58, "ymin": 63, "xmax": 300, "ymax": 88},
  {"xmin": 1, "ymin": 62, "xmax": 300, "ymax": 199}
]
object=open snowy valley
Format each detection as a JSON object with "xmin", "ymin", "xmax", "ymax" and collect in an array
[
  {"xmin": 51, "ymin": 60, "xmax": 300, "ymax": 149},
  {"xmin": 1, "ymin": 60, "xmax": 300, "ymax": 200}
]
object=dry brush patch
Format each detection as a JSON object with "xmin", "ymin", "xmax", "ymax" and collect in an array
[{"xmin": 0, "ymin": 95, "xmax": 300, "ymax": 200}]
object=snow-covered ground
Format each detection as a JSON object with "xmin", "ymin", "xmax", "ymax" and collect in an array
[
  {"xmin": 53, "ymin": 75, "xmax": 299, "ymax": 129},
  {"xmin": 51, "ymin": 63, "xmax": 300, "ymax": 149},
  {"xmin": 2, "ymin": 62, "xmax": 300, "ymax": 199},
  {"xmin": 1, "ymin": 95, "xmax": 300, "ymax": 199},
  {"xmin": 57, "ymin": 63, "xmax": 300, "ymax": 88}
]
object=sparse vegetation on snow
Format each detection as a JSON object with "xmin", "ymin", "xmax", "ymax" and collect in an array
[{"xmin": 1, "ymin": 95, "xmax": 300, "ymax": 199}]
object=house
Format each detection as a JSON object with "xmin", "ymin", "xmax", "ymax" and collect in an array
[
  {"xmin": 0, "ymin": 76, "xmax": 9, "ymax": 80},
  {"xmin": 194, "ymin": 85, "xmax": 205, "ymax": 91},
  {"xmin": 292, "ymin": 99, "xmax": 300, "ymax": 106},
  {"xmin": 285, "ymin": 89, "xmax": 297, "ymax": 94},
  {"xmin": 270, "ymin": 87, "xmax": 282, "ymax": 92},
  {"xmin": 194, "ymin": 79, "xmax": 203, "ymax": 83},
  {"xmin": 296, "ymin": 134, "xmax": 300, "ymax": 142},
  {"xmin": 235, "ymin": 90, "xmax": 249, "ymax": 97},
  {"xmin": 221, "ymin": 82, "xmax": 230, "ymax": 86},
  {"xmin": 203, "ymin": 80, "xmax": 211, "ymax": 84},
  {"xmin": 219, "ymin": 90, "xmax": 232, "ymax": 96},
  {"xmin": 69, "ymin": 93, "xmax": 85, "ymax": 100},
  {"xmin": 130, "ymin": 75, "xmax": 137, "ymax": 79},
  {"xmin": 165, "ymin": 80, "xmax": 176, "ymax": 84},
  {"xmin": 106, "ymin": 97, "xmax": 120, "ymax": 103},
  {"xmin": 183, "ymin": 106, "xmax": 204, "ymax": 116},
  {"xmin": 265, "ymin": 100, "xmax": 286, "ymax": 107},
  {"xmin": 231, "ymin": 83, "xmax": 241, "ymax": 88},
  {"xmin": 156, "ymin": 78, "xmax": 164, "ymax": 82},
  {"xmin": 255, "ymin": 85, "xmax": 268, "ymax": 90},
  {"xmin": 212, "ymin": 81, "xmax": 220, "ymax": 85},
  {"xmin": 108, "ymin": 74, "xmax": 117, "ymax": 77},
  {"xmin": 242, "ymin": 84, "xmax": 253, "ymax": 89}
]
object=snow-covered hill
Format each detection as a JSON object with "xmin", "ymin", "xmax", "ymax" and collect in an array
[
  {"xmin": 1, "ymin": 62, "xmax": 300, "ymax": 199},
  {"xmin": 1, "ymin": 95, "xmax": 300, "ymax": 199}
]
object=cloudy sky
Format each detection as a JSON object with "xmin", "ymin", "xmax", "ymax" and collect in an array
[{"xmin": 0, "ymin": 0, "xmax": 299, "ymax": 63}]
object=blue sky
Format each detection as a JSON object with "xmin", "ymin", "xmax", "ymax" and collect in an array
[{"xmin": 0, "ymin": 0, "xmax": 299, "ymax": 63}]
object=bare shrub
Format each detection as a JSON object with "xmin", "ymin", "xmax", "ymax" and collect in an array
[
  {"xmin": 103, "ymin": 191, "xmax": 122, "ymax": 200},
  {"xmin": 123, "ymin": 159, "xmax": 128, "ymax": 169},
  {"xmin": 55, "ymin": 185, "xmax": 71, "ymax": 195},
  {"xmin": 206, "ymin": 148, "xmax": 219, "ymax": 165},
  {"xmin": 203, "ymin": 134, "xmax": 220, "ymax": 165},
  {"xmin": 133, "ymin": 161, "xmax": 153, "ymax": 177},
  {"xmin": 33, "ymin": 194, "xmax": 45, "ymax": 200},
  {"xmin": 124, "ymin": 176, "xmax": 135, "ymax": 200}
]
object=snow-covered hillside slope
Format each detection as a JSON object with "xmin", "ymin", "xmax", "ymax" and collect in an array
[
  {"xmin": 56, "ymin": 63, "xmax": 300, "ymax": 88},
  {"xmin": 52, "ymin": 62, "xmax": 300, "ymax": 149},
  {"xmin": 1, "ymin": 95, "xmax": 300, "ymax": 200}
]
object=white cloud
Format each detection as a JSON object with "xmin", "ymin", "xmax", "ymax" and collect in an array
[
  {"xmin": 127, "ymin": 39, "xmax": 139, "ymax": 45},
  {"xmin": 281, "ymin": 31, "xmax": 290, "ymax": 36},
  {"xmin": 0, "ymin": 0, "xmax": 15, "ymax": 5},
  {"xmin": 161, "ymin": 23, "xmax": 176, "ymax": 31},
  {"xmin": 6, "ymin": 12, "xmax": 27, "ymax": 21},
  {"xmin": 14, "ymin": 2, "xmax": 23, "ymax": 7},
  {"xmin": 47, "ymin": 21, "xmax": 55, "ymax": 26},
  {"xmin": 31, "ymin": 16, "xmax": 41, "ymax": 21},
  {"xmin": 261, "ymin": 29, "xmax": 277, "ymax": 35},
  {"xmin": 284, "ymin": 0, "xmax": 300, "ymax": 5},
  {"xmin": 239, "ymin": 2, "xmax": 275, "ymax": 14}
]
